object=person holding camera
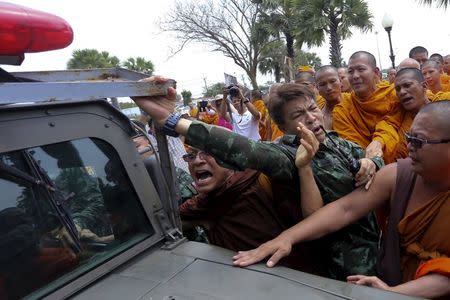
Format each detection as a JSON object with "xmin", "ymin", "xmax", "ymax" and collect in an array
[{"xmin": 219, "ymin": 85, "xmax": 261, "ymax": 141}]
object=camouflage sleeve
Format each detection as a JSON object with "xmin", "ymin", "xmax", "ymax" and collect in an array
[
  {"xmin": 185, "ymin": 121, "xmax": 296, "ymax": 181},
  {"xmin": 338, "ymin": 137, "xmax": 385, "ymax": 171}
]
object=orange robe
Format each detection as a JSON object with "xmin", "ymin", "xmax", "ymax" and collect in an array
[
  {"xmin": 189, "ymin": 107, "xmax": 199, "ymax": 118},
  {"xmin": 316, "ymin": 95, "xmax": 326, "ymax": 109},
  {"xmin": 441, "ymin": 73, "xmax": 450, "ymax": 85},
  {"xmin": 426, "ymin": 90, "xmax": 450, "ymax": 101},
  {"xmin": 398, "ymin": 190, "xmax": 450, "ymax": 282},
  {"xmin": 270, "ymin": 120, "xmax": 284, "ymax": 141},
  {"xmin": 415, "ymin": 257, "xmax": 450, "ymax": 279},
  {"xmin": 252, "ymin": 99, "xmax": 270, "ymax": 140},
  {"xmin": 332, "ymin": 81, "xmax": 402, "ymax": 163},
  {"xmin": 198, "ymin": 111, "xmax": 218, "ymax": 125}
]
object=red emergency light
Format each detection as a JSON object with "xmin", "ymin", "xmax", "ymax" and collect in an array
[{"xmin": 0, "ymin": 2, "xmax": 73, "ymax": 55}]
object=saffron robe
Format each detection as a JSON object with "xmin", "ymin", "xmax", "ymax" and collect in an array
[
  {"xmin": 252, "ymin": 99, "xmax": 270, "ymax": 140},
  {"xmin": 398, "ymin": 190, "xmax": 450, "ymax": 282},
  {"xmin": 332, "ymin": 81, "xmax": 402, "ymax": 163}
]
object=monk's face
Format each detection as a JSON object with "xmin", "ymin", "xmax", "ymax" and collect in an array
[
  {"xmin": 281, "ymin": 97, "xmax": 326, "ymax": 142},
  {"xmin": 388, "ymin": 69, "xmax": 397, "ymax": 84},
  {"xmin": 316, "ymin": 69, "xmax": 341, "ymax": 104},
  {"xmin": 444, "ymin": 56, "xmax": 450, "ymax": 75},
  {"xmin": 421, "ymin": 65, "xmax": 440, "ymax": 88},
  {"xmin": 411, "ymin": 52, "xmax": 428, "ymax": 67},
  {"xmin": 338, "ymin": 68, "xmax": 351, "ymax": 92},
  {"xmin": 394, "ymin": 73, "xmax": 427, "ymax": 113},
  {"xmin": 407, "ymin": 113, "xmax": 450, "ymax": 177},
  {"xmin": 185, "ymin": 148, "xmax": 233, "ymax": 194},
  {"xmin": 348, "ymin": 56, "xmax": 379, "ymax": 99}
]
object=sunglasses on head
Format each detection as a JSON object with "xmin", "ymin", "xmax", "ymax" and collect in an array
[
  {"xmin": 182, "ymin": 151, "xmax": 210, "ymax": 162},
  {"xmin": 405, "ymin": 132, "xmax": 450, "ymax": 149}
]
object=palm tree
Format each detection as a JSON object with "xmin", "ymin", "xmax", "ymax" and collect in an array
[
  {"xmin": 258, "ymin": 40, "xmax": 285, "ymax": 82},
  {"xmin": 67, "ymin": 49, "xmax": 120, "ymax": 69},
  {"xmin": 123, "ymin": 57, "xmax": 154, "ymax": 75},
  {"xmin": 297, "ymin": 0, "xmax": 373, "ymax": 67},
  {"xmin": 418, "ymin": 0, "xmax": 448, "ymax": 8}
]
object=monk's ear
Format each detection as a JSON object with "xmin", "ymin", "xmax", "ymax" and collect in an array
[{"xmin": 374, "ymin": 67, "xmax": 381, "ymax": 78}]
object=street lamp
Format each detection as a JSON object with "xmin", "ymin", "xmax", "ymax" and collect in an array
[{"xmin": 382, "ymin": 13, "xmax": 395, "ymax": 69}]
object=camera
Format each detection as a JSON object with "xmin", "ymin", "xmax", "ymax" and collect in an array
[
  {"xmin": 198, "ymin": 100, "xmax": 208, "ymax": 112},
  {"xmin": 227, "ymin": 85, "xmax": 240, "ymax": 98}
]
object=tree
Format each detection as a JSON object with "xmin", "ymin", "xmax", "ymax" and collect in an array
[
  {"xmin": 203, "ymin": 82, "xmax": 225, "ymax": 97},
  {"xmin": 160, "ymin": 0, "xmax": 270, "ymax": 89},
  {"xmin": 298, "ymin": 0, "xmax": 373, "ymax": 67},
  {"xmin": 181, "ymin": 90, "xmax": 192, "ymax": 106},
  {"xmin": 123, "ymin": 57, "xmax": 154, "ymax": 75},
  {"xmin": 418, "ymin": 0, "xmax": 448, "ymax": 8},
  {"xmin": 119, "ymin": 102, "xmax": 138, "ymax": 109},
  {"xmin": 294, "ymin": 49, "xmax": 322, "ymax": 71},
  {"xmin": 258, "ymin": 40, "xmax": 285, "ymax": 83},
  {"xmin": 67, "ymin": 49, "xmax": 120, "ymax": 69}
]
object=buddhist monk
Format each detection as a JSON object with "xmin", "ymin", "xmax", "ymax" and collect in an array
[
  {"xmin": 233, "ymin": 100, "xmax": 450, "ymax": 299},
  {"xmin": 315, "ymin": 66, "xmax": 350, "ymax": 130},
  {"xmin": 398, "ymin": 58, "xmax": 420, "ymax": 70},
  {"xmin": 338, "ymin": 67, "xmax": 352, "ymax": 93},
  {"xmin": 394, "ymin": 68, "xmax": 429, "ymax": 159},
  {"xmin": 422, "ymin": 60, "xmax": 450, "ymax": 96},
  {"xmin": 250, "ymin": 90, "xmax": 270, "ymax": 140},
  {"xmin": 409, "ymin": 46, "xmax": 428, "ymax": 67},
  {"xmin": 331, "ymin": 51, "xmax": 402, "ymax": 163},
  {"xmin": 444, "ymin": 55, "xmax": 450, "ymax": 76},
  {"xmin": 387, "ymin": 68, "xmax": 396, "ymax": 84}
]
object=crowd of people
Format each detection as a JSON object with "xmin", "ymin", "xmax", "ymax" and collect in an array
[{"xmin": 131, "ymin": 46, "xmax": 450, "ymax": 299}]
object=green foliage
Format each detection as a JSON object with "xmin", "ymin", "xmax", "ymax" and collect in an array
[
  {"xmin": 181, "ymin": 90, "xmax": 192, "ymax": 106},
  {"xmin": 203, "ymin": 82, "xmax": 224, "ymax": 97},
  {"xmin": 122, "ymin": 57, "xmax": 154, "ymax": 75},
  {"xmin": 67, "ymin": 49, "xmax": 120, "ymax": 69},
  {"xmin": 294, "ymin": 49, "xmax": 322, "ymax": 70},
  {"xmin": 297, "ymin": 0, "xmax": 373, "ymax": 67},
  {"xmin": 119, "ymin": 102, "xmax": 138, "ymax": 109}
]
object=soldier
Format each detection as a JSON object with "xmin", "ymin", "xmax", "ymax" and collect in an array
[{"xmin": 133, "ymin": 76, "xmax": 383, "ymax": 280}]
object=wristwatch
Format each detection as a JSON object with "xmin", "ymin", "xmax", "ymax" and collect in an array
[{"xmin": 163, "ymin": 112, "xmax": 181, "ymax": 137}]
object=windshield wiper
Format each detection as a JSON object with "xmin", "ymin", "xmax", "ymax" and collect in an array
[{"xmin": 0, "ymin": 153, "xmax": 82, "ymax": 253}]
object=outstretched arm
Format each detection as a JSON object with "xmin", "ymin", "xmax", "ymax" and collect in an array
[
  {"xmin": 347, "ymin": 274, "xmax": 450, "ymax": 299},
  {"xmin": 233, "ymin": 162, "xmax": 396, "ymax": 268}
]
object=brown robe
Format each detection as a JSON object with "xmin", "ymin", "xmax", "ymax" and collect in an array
[{"xmin": 398, "ymin": 190, "xmax": 450, "ymax": 282}]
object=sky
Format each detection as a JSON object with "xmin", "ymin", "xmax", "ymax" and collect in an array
[{"xmin": 4, "ymin": 0, "xmax": 450, "ymax": 97}]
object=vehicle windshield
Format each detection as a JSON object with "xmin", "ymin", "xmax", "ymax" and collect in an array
[{"xmin": 0, "ymin": 137, "xmax": 154, "ymax": 299}]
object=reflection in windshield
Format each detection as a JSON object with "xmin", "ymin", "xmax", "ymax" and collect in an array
[{"xmin": 0, "ymin": 138, "xmax": 154, "ymax": 299}]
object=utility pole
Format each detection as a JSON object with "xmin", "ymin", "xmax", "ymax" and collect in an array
[{"xmin": 202, "ymin": 76, "xmax": 208, "ymax": 95}]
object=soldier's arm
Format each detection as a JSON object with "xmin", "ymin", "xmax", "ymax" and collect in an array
[{"xmin": 180, "ymin": 120, "xmax": 296, "ymax": 181}]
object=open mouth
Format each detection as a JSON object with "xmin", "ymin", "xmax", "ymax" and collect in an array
[
  {"xmin": 401, "ymin": 96, "xmax": 414, "ymax": 105},
  {"xmin": 312, "ymin": 126, "xmax": 323, "ymax": 135},
  {"xmin": 194, "ymin": 170, "xmax": 213, "ymax": 185}
]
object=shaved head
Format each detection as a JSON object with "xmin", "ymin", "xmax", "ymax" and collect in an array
[
  {"xmin": 396, "ymin": 68, "xmax": 425, "ymax": 83},
  {"xmin": 429, "ymin": 53, "xmax": 443, "ymax": 64},
  {"xmin": 417, "ymin": 100, "xmax": 450, "ymax": 135},
  {"xmin": 349, "ymin": 51, "xmax": 377, "ymax": 69},
  {"xmin": 409, "ymin": 46, "xmax": 428, "ymax": 58},
  {"xmin": 316, "ymin": 65, "xmax": 338, "ymax": 78},
  {"xmin": 398, "ymin": 58, "xmax": 420, "ymax": 70},
  {"xmin": 295, "ymin": 71, "xmax": 315, "ymax": 83},
  {"xmin": 421, "ymin": 59, "xmax": 440, "ymax": 70}
]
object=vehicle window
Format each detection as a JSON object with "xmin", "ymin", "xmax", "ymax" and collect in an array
[{"xmin": 0, "ymin": 138, "xmax": 154, "ymax": 300}]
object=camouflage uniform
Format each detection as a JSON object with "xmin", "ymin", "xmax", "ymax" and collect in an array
[{"xmin": 186, "ymin": 120, "xmax": 383, "ymax": 280}]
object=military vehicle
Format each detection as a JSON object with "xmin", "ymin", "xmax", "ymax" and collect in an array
[{"xmin": 0, "ymin": 2, "xmax": 421, "ymax": 300}]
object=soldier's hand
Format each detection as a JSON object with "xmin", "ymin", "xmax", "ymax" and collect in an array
[
  {"xmin": 365, "ymin": 140, "xmax": 383, "ymax": 158},
  {"xmin": 355, "ymin": 158, "xmax": 376, "ymax": 190},
  {"xmin": 295, "ymin": 123, "xmax": 319, "ymax": 168},
  {"xmin": 132, "ymin": 76, "xmax": 177, "ymax": 125},
  {"xmin": 233, "ymin": 234, "xmax": 293, "ymax": 268}
]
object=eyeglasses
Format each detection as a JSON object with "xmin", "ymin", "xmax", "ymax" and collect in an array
[
  {"xmin": 405, "ymin": 132, "xmax": 450, "ymax": 149},
  {"xmin": 182, "ymin": 151, "xmax": 209, "ymax": 162}
]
